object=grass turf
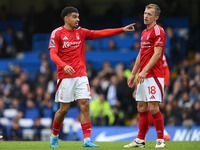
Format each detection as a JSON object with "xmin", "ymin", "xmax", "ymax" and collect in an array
[{"xmin": 0, "ymin": 141, "xmax": 200, "ymax": 150}]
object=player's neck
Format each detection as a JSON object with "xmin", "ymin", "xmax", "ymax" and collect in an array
[
  {"xmin": 64, "ymin": 24, "xmax": 74, "ymax": 31},
  {"xmin": 146, "ymin": 22, "xmax": 156, "ymax": 30}
]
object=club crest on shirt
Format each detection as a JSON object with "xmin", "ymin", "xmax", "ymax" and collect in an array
[
  {"xmin": 146, "ymin": 33, "xmax": 150, "ymax": 40},
  {"xmin": 76, "ymin": 33, "xmax": 80, "ymax": 40}
]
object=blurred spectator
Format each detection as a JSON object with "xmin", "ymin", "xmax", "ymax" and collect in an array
[
  {"xmin": 194, "ymin": 52, "xmax": 200, "ymax": 64},
  {"xmin": 24, "ymin": 99, "xmax": 40, "ymax": 120},
  {"xmin": 182, "ymin": 106, "xmax": 194, "ymax": 128},
  {"xmin": 116, "ymin": 69, "xmax": 136, "ymax": 120},
  {"xmin": 90, "ymin": 76, "xmax": 103, "ymax": 95},
  {"xmin": 132, "ymin": 41, "xmax": 140, "ymax": 51},
  {"xmin": 171, "ymin": 100, "xmax": 182, "ymax": 125},
  {"xmin": 8, "ymin": 97, "xmax": 24, "ymax": 118},
  {"xmin": 35, "ymin": 85, "xmax": 45, "ymax": 106},
  {"xmin": 19, "ymin": 83, "xmax": 31, "ymax": 102},
  {"xmin": 108, "ymin": 39, "xmax": 116, "ymax": 50},
  {"xmin": 85, "ymin": 42, "xmax": 93, "ymax": 51},
  {"xmin": 86, "ymin": 61, "xmax": 97, "ymax": 83},
  {"xmin": 98, "ymin": 60, "xmax": 113, "ymax": 78},
  {"xmin": 90, "ymin": 92, "xmax": 114, "ymax": 126},
  {"xmin": 40, "ymin": 92, "xmax": 53, "ymax": 118},
  {"xmin": 132, "ymin": 30, "xmax": 141, "ymax": 41},
  {"xmin": 3, "ymin": 74, "xmax": 12, "ymax": 91},
  {"xmin": 11, "ymin": 78, "xmax": 23, "ymax": 97},
  {"xmin": 90, "ymin": 86, "xmax": 99, "ymax": 102},
  {"xmin": 194, "ymin": 63, "xmax": 200, "ymax": 82},
  {"xmin": 0, "ymin": 96, "xmax": 5, "ymax": 117},
  {"xmin": 0, "ymin": 32, "xmax": 8, "ymax": 57},
  {"xmin": 166, "ymin": 27, "xmax": 180, "ymax": 66},
  {"xmin": 10, "ymin": 117, "xmax": 22, "ymax": 141},
  {"xmin": 33, "ymin": 118, "xmax": 43, "ymax": 140},
  {"xmin": 178, "ymin": 92, "xmax": 193, "ymax": 109},
  {"xmin": 164, "ymin": 103, "xmax": 176, "ymax": 126},
  {"xmin": 11, "ymin": 65, "xmax": 22, "ymax": 81},
  {"xmin": 39, "ymin": 60, "xmax": 49, "ymax": 75},
  {"xmin": 107, "ymin": 73, "xmax": 120, "ymax": 107},
  {"xmin": 47, "ymin": 70, "xmax": 57, "ymax": 94},
  {"xmin": 2, "ymin": 88, "xmax": 11, "ymax": 106},
  {"xmin": 189, "ymin": 84, "xmax": 198, "ymax": 102},
  {"xmin": 19, "ymin": 71, "xmax": 33, "ymax": 87},
  {"xmin": 0, "ymin": 124, "xmax": 7, "ymax": 140},
  {"xmin": 192, "ymin": 100, "xmax": 200, "ymax": 125},
  {"xmin": 4, "ymin": 26, "xmax": 23, "ymax": 55},
  {"xmin": 36, "ymin": 74, "xmax": 47, "ymax": 88}
]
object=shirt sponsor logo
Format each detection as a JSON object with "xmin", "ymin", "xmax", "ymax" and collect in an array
[
  {"xmin": 62, "ymin": 41, "xmax": 81, "ymax": 48},
  {"xmin": 141, "ymin": 41, "xmax": 150, "ymax": 48}
]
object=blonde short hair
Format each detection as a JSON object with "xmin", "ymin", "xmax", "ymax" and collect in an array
[{"xmin": 145, "ymin": 4, "xmax": 161, "ymax": 16}]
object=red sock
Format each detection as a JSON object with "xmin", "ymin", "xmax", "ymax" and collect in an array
[
  {"xmin": 52, "ymin": 120, "xmax": 63, "ymax": 136},
  {"xmin": 152, "ymin": 111, "xmax": 164, "ymax": 139},
  {"xmin": 147, "ymin": 111, "xmax": 154, "ymax": 130},
  {"xmin": 137, "ymin": 111, "xmax": 149, "ymax": 140},
  {"xmin": 81, "ymin": 122, "xmax": 91, "ymax": 139}
]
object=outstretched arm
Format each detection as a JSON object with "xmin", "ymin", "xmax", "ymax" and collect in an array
[{"xmin": 93, "ymin": 23, "xmax": 135, "ymax": 39}]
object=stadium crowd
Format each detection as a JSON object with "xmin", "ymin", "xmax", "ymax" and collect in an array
[
  {"xmin": 0, "ymin": 0, "xmax": 200, "ymax": 141},
  {"xmin": 0, "ymin": 50, "xmax": 200, "ymax": 140}
]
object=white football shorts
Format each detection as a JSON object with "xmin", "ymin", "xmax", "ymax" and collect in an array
[
  {"xmin": 136, "ymin": 77, "xmax": 164, "ymax": 102},
  {"xmin": 55, "ymin": 76, "xmax": 91, "ymax": 103}
]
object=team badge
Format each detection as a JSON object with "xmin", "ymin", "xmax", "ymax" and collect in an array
[{"xmin": 76, "ymin": 33, "xmax": 80, "ymax": 40}]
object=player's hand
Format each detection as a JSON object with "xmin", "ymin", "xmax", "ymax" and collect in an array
[
  {"xmin": 127, "ymin": 74, "xmax": 135, "ymax": 88},
  {"xmin": 64, "ymin": 65, "xmax": 75, "ymax": 75},
  {"xmin": 123, "ymin": 23, "xmax": 135, "ymax": 32},
  {"xmin": 137, "ymin": 70, "xmax": 147, "ymax": 84}
]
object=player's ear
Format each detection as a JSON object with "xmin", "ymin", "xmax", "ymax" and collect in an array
[
  {"xmin": 64, "ymin": 16, "xmax": 68, "ymax": 22},
  {"xmin": 155, "ymin": 16, "xmax": 159, "ymax": 21}
]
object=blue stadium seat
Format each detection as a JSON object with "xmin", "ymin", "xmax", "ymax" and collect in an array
[
  {"xmin": 0, "ymin": 21, "xmax": 23, "ymax": 32},
  {"xmin": 85, "ymin": 39, "xmax": 102, "ymax": 50},
  {"xmin": 32, "ymin": 33, "xmax": 50, "ymax": 51}
]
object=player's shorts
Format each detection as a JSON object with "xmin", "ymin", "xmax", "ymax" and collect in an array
[
  {"xmin": 55, "ymin": 76, "xmax": 91, "ymax": 103},
  {"xmin": 136, "ymin": 77, "xmax": 164, "ymax": 102}
]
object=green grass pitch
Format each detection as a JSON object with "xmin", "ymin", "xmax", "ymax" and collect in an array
[{"xmin": 0, "ymin": 141, "xmax": 200, "ymax": 150}]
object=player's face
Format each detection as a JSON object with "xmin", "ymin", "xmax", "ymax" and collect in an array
[
  {"xmin": 143, "ymin": 8, "xmax": 158, "ymax": 26},
  {"xmin": 66, "ymin": 12, "xmax": 80, "ymax": 28}
]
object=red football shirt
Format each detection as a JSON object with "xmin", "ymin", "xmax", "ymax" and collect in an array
[
  {"xmin": 139, "ymin": 24, "xmax": 166, "ymax": 78},
  {"xmin": 49, "ymin": 26, "xmax": 94, "ymax": 79}
]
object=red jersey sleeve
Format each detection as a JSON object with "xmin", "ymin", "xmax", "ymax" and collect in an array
[
  {"xmin": 48, "ymin": 27, "xmax": 61, "ymax": 49},
  {"xmin": 81, "ymin": 28, "xmax": 94, "ymax": 40},
  {"xmin": 154, "ymin": 28, "xmax": 166, "ymax": 47},
  {"xmin": 93, "ymin": 28, "xmax": 124, "ymax": 39},
  {"xmin": 49, "ymin": 27, "xmax": 67, "ymax": 69}
]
